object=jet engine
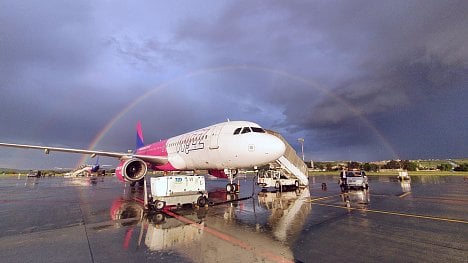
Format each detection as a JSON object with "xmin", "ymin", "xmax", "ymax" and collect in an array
[{"xmin": 116, "ymin": 158, "xmax": 147, "ymax": 182}]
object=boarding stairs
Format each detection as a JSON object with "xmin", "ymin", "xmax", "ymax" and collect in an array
[
  {"xmin": 66, "ymin": 166, "xmax": 90, "ymax": 177},
  {"xmin": 266, "ymin": 130, "xmax": 309, "ymax": 186}
]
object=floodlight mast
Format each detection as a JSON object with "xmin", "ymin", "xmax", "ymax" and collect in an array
[{"xmin": 298, "ymin": 138, "xmax": 305, "ymax": 161}]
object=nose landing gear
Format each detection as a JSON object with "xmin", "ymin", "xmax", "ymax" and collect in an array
[
  {"xmin": 226, "ymin": 182, "xmax": 238, "ymax": 193},
  {"xmin": 225, "ymin": 169, "xmax": 239, "ymax": 194}
]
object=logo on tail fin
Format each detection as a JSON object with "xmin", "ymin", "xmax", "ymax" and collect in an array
[{"xmin": 136, "ymin": 121, "xmax": 145, "ymax": 150}]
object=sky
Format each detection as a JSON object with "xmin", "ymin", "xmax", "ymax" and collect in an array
[{"xmin": 0, "ymin": 0, "xmax": 467, "ymax": 170}]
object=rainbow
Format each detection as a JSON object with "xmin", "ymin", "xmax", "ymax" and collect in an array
[{"xmin": 77, "ymin": 65, "xmax": 398, "ymax": 168}]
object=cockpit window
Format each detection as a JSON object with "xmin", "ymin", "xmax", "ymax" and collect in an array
[
  {"xmin": 241, "ymin": 127, "xmax": 252, "ymax": 134},
  {"xmin": 233, "ymin": 128, "xmax": 241, "ymax": 135},
  {"xmin": 251, "ymin": 127, "xmax": 265, "ymax": 133}
]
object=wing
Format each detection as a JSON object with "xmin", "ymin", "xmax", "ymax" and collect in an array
[{"xmin": 0, "ymin": 142, "xmax": 168, "ymax": 166}]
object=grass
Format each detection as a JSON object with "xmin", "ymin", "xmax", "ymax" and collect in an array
[
  {"xmin": 2, "ymin": 170, "xmax": 468, "ymax": 178},
  {"xmin": 308, "ymin": 170, "xmax": 468, "ymax": 177}
]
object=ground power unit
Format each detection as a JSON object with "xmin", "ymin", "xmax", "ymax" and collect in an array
[{"xmin": 148, "ymin": 175, "xmax": 208, "ymax": 211}]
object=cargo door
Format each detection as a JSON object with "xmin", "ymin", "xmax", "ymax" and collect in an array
[{"xmin": 209, "ymin": 124, "xmax": 224, "ymax": 149}]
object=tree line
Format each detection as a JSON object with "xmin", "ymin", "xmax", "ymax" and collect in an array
[
  {"xmin": 313, "ymin": 160, "xmax": 468, "ymax": 172},
  {"xmin": 438, "ymin": 163, "xmax": 468, "ymax": 171}
]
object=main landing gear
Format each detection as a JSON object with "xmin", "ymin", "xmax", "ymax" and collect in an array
[{"xmin": 225, "ymin": 169, "xmax": 240, "ymax": 194}]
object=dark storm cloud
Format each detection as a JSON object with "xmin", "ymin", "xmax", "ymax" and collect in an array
[
  {"xmin": 0, "ymin": 1, "xmax": 466, "ymax": 169},
  {"xmin": 0, "ymin": 1, "xmax": 103, "ymax": 142},
  {"xmin": 0, "ymin": 1, "xmax": 96, "ymax": 68},
  {"xmin": 107, "ymin": 36, "xmax": 189, "ymax": 71},
  {"xmin": 0, "ymin": 1, "xmax": 131, "ymax": 168},
  {"xmin": 175, "ymin": 0, "xmax": 468, "ymax": 161}
]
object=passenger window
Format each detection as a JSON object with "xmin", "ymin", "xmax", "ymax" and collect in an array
[
  {"xmin": 251, "ymin": 127, "xmax": 265, "ymax": 133},
  {"xmin": 233, "ymin": 128, "xmax": 241, "ymax": 135},
  {"xmin": 241, "ymin": 127, "xmax": 252, "ymax": 134}
]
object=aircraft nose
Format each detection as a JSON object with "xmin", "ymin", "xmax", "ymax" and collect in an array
[{"xmin": 264, "ymin": 135, "xmax": 286, "ymax": 160}]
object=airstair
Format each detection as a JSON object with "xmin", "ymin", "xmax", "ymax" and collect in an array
[
  {"xmin": 266, "ymin": 130, "xmax": 309, "ymax": 186},
  {"xmin": 64, "ymin": 166, "xmax": 90, "ymax": 177}
]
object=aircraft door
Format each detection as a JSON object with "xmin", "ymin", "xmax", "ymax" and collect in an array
[{"xmin": 209, "ymin": 124, "xmax": 224, "ymax": 149}]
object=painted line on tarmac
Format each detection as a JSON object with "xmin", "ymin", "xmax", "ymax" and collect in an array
[
  {"xmin": 312, "ymin": 202, "xmax": 468, "ymax": 224},
  {"xmin": 306, "ymin": 194, "xmax": 343, "ymax": 202},
  {"xmin": 398, "ymin": 192, "xmax": 411, "ymax": 198},
  {"xmin": 164, "ymin": 210, "xmax": 294, "ymax": 263}
]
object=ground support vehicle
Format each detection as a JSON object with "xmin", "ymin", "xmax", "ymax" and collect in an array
[
  {"xmin": 339, "ymin": 170, "xmax": 369, "ymax": 190},
  {"xmin": 148, "ymin": 175, "xmax": 208, "ymax": 211},
  {"xmin": 27, "ymin": 170, "xmax": 41, "ymax": 178},
  {"xmin": 397, "ymin": 170, "xmax": 410, "ymax": 180},
  {"xmin": 257, "ymin": 170, "xmax": 300, "ymax": 190}
]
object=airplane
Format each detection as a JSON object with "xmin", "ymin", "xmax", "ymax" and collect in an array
[
  {"xmin": 0, "ymin": 120, "xmax": 286, "ymax": 192},
  {"xmin": 63, "ymin": 156, "xmax": 108, "ymax": 177}
]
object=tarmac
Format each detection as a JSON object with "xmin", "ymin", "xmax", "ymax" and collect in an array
[{"xmin": 0, "ymin": 174, "xmax": 467, "ymax": 262}]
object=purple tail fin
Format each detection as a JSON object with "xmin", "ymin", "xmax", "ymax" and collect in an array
[
  {"xmin": 91, "ymin": 156, "xmax": 100, "ymax": 172},
  {"xmin": 135, "ymin": 121, "xmax": 145, "ymax": 150}
]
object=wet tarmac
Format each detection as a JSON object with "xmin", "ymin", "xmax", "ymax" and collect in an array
[{"xmin": 0, "ymin": 174, "xmax": 467, "ymax": 262}]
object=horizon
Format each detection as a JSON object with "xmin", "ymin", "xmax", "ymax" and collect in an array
[{"xmin": 2, "ymin": 157, "xmax": 467, "ymax": 171}]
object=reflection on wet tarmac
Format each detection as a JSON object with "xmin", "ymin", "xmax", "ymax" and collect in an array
[
  {"xmin": 64, "ymin": 177, "xmax": 100, "ymax": 186},
  {"xmin": 258, "ymin": 188, "xmax": 311, "ymax": 242},
  {"xmin": 23, "ymin": 177, "xmax": 40, "ymax": 188},
  {"xmin": 1, "ymin": 175, "xmax": 467, "ymax": 262},
  {"xmin": 340, "ymin": 189, "xmax": 370, "ymax": 206},
  {"xmin": 105, "ymin": 186, "xmax": 313, "ymax": 262},
  {"xmin": 400, "ymin": 180, "xmax": 411, "ymax": 192},
  {"xmin": 110, "ymin": 198, "xmax": 145, "ymax": 227}
]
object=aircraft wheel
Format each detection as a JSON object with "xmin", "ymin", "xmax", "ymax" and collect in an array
[
  {"xmin": 154, "ymin": 213, "xmax": 165, "ymax": 224},
  {"xmin": 226, "ymin": 183, "xmax": 233, "ymax": 193},
  {"xmin": 294, "ymin": 180, "xmax": 299, "ymax": 188},
  {"xmin": 232, "ymin": 183, "xmax": 238, "ymax": 193},
  {"xmin": 275, "ymin": 181, "xmax": 281, "ymax": 189},
  {"xmin": 154, "ymin": 200, "xmax": 165, "ymax": 211},
  {"xmin": 197, "ymin": 196, "xmax": 208, "ymax": 207}
]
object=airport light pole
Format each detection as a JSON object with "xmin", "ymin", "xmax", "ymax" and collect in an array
[{"xmin": 298, "ymin": 138, "xmax": 305, "ymax": 161}]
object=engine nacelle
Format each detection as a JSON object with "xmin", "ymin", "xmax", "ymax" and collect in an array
[{"xmin": 116, "ymin": 158, "xmax": 147, "ymax": 182}]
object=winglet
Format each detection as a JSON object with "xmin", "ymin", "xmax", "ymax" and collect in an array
[{"xmin": 136, "ymin": 121, "xmax": 145, "ymax": 150}]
